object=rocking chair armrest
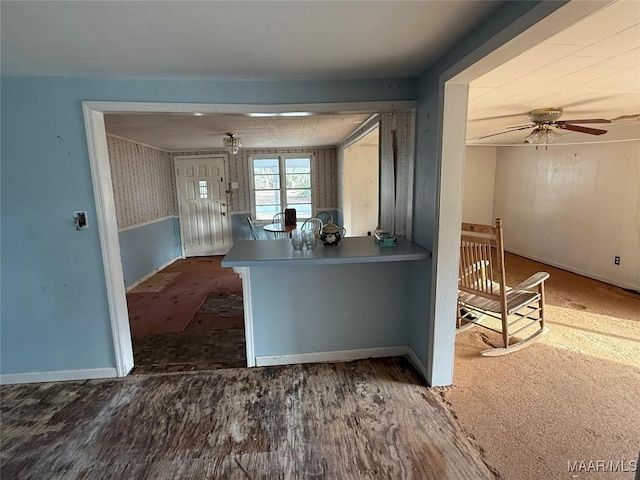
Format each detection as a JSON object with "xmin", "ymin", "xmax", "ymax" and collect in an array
[{"xmin": 512, "ymin": 272, "xmax": 550, "ymax": 291}]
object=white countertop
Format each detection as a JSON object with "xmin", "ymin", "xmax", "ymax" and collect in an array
[{"xmin": 222, "ymin": 235, "xmax": 430, "ymax": 267}]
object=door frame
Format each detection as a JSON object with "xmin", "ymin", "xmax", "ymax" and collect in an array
[
  {"xmin": 428, "ymin": 0, "xmax": 611, "ymax": 385},
  {"xmin": 342, "ymin": 128, "xmax": 379, "ymax": 237},
  {"xmin": 82, "ymin": 100, "xmax": 416, "ymax": 376},
  {"xmin": 174, "ymin": 154, "xmax": 232, "ymax": 257}
]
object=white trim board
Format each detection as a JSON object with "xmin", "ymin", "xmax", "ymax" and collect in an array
[
  {"xmin": 84, "ymin": 101, "xmax": 417, "ymax": 116},
  {"xmin": 506, "ymin": 249, "xmax": 640, "ymax": 292},
  {"xmin": 83, "ymin": 105, "xmax": 134, "ymax": 377},
  {"xmin": 406, "ymin": 346, "xmax": 429, "ymax": 381},
  {"xmin": 125, "ymin": 256, "xmax": 182, "ymax": 292},
  {"xmin": 340, "ymin": 114, "xmax": 380, "ymax": 150},
  {"xmin": 256, "ymin": 346, "xmax": 430, "ymax": 384},
  {"xmin": 233, "ymin": 267, "xmax": 256, "ymax": 367},
  {"xmin": 256, "ymin": 346, "xmax": 402, "ymax": 366},
  {"xmin": 0, "ymin": 368, "xmax": 118, "ymax": 385},
  {"xmin": 106, "ymin": 133, "xmax": 171, "ymax": 153},
  {"xmin": 118, "ymin": 215, "xmax": 178, "ymax": 233}
]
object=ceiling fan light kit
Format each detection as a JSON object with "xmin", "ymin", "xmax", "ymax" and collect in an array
[
  {"xmin": 475, "ymin": 107, "xmax": 614, "ymax": 145},
  {"xmin": 523, "ymin": 125, "xmax": 562, "ymax": 147}
]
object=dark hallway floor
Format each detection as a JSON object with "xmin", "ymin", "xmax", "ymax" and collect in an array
[
  {"xmin": 126, "ymin": 256, "xmax": 246, "ymax": 374},
  {"xmin": 1, "ymin": 358, "xmax": 493, "ymax": 479}
]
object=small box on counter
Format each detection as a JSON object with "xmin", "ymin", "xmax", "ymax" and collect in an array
[
  {"xmin": 284, "ymin": 208, "xmax": 297, "ymax": 226},
  {"xmin": 374, "ymin": 230, "xmax": 397, "ymax": 247}
]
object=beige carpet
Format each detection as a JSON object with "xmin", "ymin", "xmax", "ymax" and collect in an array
[{"xmin": 442, "ymin": 254, "xmax": 640, "ymax": 480}]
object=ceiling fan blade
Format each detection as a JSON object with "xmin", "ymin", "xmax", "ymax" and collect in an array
[
  {"xmin": 556, "ymin": 119, "xmax": 611, "ymax": 124},
  {"xmin": 611, "ymin": 113, "xmax": 640, "ymax": 123},
  {"xmin": 556, "ymin": 124, "xmax": 608, "ymax": 135},
  {"xmin": 470, "ymin": 126, "xmax": 534, "ymax": 140}
]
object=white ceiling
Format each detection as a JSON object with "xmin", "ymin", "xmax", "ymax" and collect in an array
[
  {"xmin": 467, "ymin": 1, "xmax": 640, "ymax": 145},
  {"xmin": 105, "ymin": 113, "xmax": 374, "ymax": 151},
  {"xmin": 0, "ymin": 0, "xmax": 498, "ymax": 79}
]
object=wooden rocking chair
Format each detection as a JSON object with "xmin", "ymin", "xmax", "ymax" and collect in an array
[{"xmin": 457, "ymin": 218, "xmax": 550, "ymax": 356}]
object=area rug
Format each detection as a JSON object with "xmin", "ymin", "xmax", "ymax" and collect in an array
[
  {"xmin": 197, "ymin": 292, "xmax": 244, "ymax": 317},
  {"xmin": 185, "ymin": 292, "xmax": 245, "ymax": 332},
  {"xmin": 128, "ymin": 272, "xmax": 181, "ymax": 293}
]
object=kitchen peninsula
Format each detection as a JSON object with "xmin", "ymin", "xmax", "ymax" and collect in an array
[{"xmin": 222, "ymin": 236, "xmax": 430, "ymax": 368}]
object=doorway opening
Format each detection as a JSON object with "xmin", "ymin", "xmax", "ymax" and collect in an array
[
  {"xmin": 84, "ymin": 100, "xmax": 416, "ymax": 376},
  {"xmin": 127, "ymin": 257, "xmax": 246, "ymax": 374},
  {"xmin": 437, "ymin": 1, "xmax": 640, "ymax": 477},
  {"xmin": 105, "ymin": 136, "xmax": 244, "ymax": 373},
  {"xmin": 341, "ymin": 127, "xmax": 379, "ymax": 237}
]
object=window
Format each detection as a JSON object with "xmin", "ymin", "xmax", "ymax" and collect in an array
[
  {"xmin": 251, "ymin": 154, "xmax": 313, "ymax": 221},
  {"xmin": 198, "ymin": 180, "xmax": 208, "ymax": 199}
]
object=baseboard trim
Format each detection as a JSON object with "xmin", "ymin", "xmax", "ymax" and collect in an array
[
  {"xmin": 255, "ymin": 346, "xmax": 409, "ymax": 367},
  {"xmin": 255, "ymin": 346, "xmax": 430, "ymax": 382},
  {"xmin": 125, "ymin": 256, "xmax": 181, "ymax": 292},
  {"xmin": 506, "ymin": 249, "xmax": 639, "ymax": 291},
  {"xmin": 406, "ymin": 346, "xmax": 430, "ymax": 382},
  {"xmin": 0, "ymin": 367, "xmax": 118, "ymax": 385}
]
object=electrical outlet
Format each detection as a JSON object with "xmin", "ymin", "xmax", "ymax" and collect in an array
[{"xmin": 614, "ymin": 256, "xmax": 620, "ymax": 265}]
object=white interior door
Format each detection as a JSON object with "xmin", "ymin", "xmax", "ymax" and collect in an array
[{"xmin": 175, "ymin": 156, "xmax": 232, "ymax": 256}]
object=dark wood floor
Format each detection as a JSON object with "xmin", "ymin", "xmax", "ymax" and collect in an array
[
  {"xmin": 132, "ymin": 328, "xmax": 246, "ymax": 374},
  {"xmin": 0, "ymin": 358, "xmax": 493, "ymax": 479},
  {"xmin": 127, "ymin": 257, "xmax": 246, "ymax": 374}
]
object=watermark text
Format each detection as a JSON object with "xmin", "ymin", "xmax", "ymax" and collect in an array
[{"xmin": 568, "ymin": 459, "xmax": 637, "ymax": 473}]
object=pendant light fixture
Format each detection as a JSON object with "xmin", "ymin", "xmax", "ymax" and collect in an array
[{"xmin": 223, "ymin": 132, "xmax": 241, "ymax": 155}]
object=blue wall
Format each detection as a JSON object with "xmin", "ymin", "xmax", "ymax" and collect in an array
[
  {"xmin": 119, "ymin": 217, "xmax": 182, "ymax": 288},
  {"xmin": 0, "ymin": 1, "xmax": 567, "ymax": 380},
  {"xmin": 0, "ymin": 76, "xmax": 415, "ymax": 376},
  {"xmin": 250, "ymin": 263, "xmax": 412, "ymax": 356}
]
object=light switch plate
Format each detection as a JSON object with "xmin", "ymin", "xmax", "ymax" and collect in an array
[
  {"xmin": 231, "ymin": 182, "xmax": 239, "ymax": 189},
  {"xmin": 74, "ymin": 211, "xmax": 89, "ymax": 230}
]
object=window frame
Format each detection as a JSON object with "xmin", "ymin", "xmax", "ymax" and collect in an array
[{"xmin": 249, "ymin": 153, "xmax": 314, "ymax": 223}]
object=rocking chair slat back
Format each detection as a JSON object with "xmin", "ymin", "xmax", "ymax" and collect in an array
[{"xmin": 457, "ymin": 218, "xmax": 550, "ymax": 356}]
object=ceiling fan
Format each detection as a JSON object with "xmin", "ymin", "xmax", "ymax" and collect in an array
[{"xmin": 475, "ymin": 107, "xmax": 612, "ymax": 143}]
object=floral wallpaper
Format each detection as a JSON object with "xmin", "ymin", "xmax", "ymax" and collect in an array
[
  {"xmin": 172, "ymin": 147, "xmax": 338, "ymax": 213},
  {"xmin": 107, "ymin": 136, "xmax": 177, "ymax": 229},
  {"xmin": 107, "ymin": 134, "xmax": 338, "ymax": 229},
  {"xmin": 379, "ymin": 112, "xmax": 414, "ymax": 236}
]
